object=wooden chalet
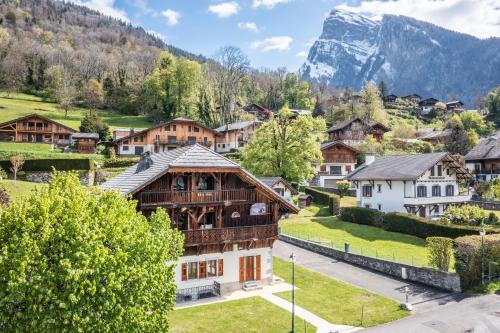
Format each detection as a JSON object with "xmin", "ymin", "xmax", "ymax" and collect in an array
[
  {"xmin": 327, "ymin": 118, "xmax": 390, "ymax": 143},
  {"xmin": 446, "ymin": 101, "xmax": 465, "ymax": 113},
  {"xmin": 101, "ymin": 145, "xmax": 299, "ymax": 300},
  {"xmin": 402, "ymin": 94, "xmax": 422, "ymax": 104},
  {"xmin": 382, "ymin": 94, "xmax": 397, "ymax": 103},
  {"xmin": 242, "ymin": 103, "xmax": 273, "ymax": 121},
  {"xmin": 214, "ymin": 120, "xmax": 260, "ymax": 153},
  {"xmin": 0, "ymin": 114, "xmax": 75, "ymax": 145},
  {"xmin": 71, "ymin": 133, "xmax": 99, "ymax": 153},
  {"xmin": 312, "ymin": 141, "xmax": 358, "ymax": 187}
]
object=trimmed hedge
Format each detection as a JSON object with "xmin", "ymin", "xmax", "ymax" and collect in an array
[
  {"xmin": 102, "ymin": 157, "xmax": 139, "ymax": 168},
  {"xmin": 308, "ymin": 186, "xmax": 356, "ymax": 197},
  {"xmin": 455, "ymin": 234, "xmax": 500, "ymax": 289},
  {"xmin": 304, "ymin": 187, "xmax": 340, "ymax": 215},
  {"xmin": 0, "ymin": 159, "xmax": 94, "ymax": 172},
  {"xmin": 340, "ymin": 207, "xmax": 499, "ymax": 239}
]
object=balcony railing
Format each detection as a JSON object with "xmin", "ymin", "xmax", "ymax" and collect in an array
[
  {"xmin": 473, "ymin": 169, "xmax": 500, "ymax": 175},
  {"xmin": 403, "ymin": 194, "xmax": 471, "ymax": 205},
  {"xmin": 183, "ymin": 224, "xmax": 277, "ymax": 246},
  {"xmin": 139, "ymin": 189, "xmax": 256, "ymax": 206},
  {"xmin": 156, "ymin": 139, "xmax": 212, "ymax": 147},
  {"xmin": 17, "ymin": 126, "xmax": 52, "ymax": 132}
]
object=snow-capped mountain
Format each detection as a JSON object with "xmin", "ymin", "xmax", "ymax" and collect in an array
[{"xmin": 300, "ymin": 9, "xmax": 500, "ymax": 106}]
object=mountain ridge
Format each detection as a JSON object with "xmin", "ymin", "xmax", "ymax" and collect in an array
[{"xmin": 300, "ymin": 9, "xmax": 500, "ymax": 106}]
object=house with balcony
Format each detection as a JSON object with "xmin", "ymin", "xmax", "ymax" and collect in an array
[
  {"xmin": 465, "ymin": 136, "xmax": 500, "ymax": 181},
  {"xmin": 259, "ymin": 177, "xmax": 298, "ymax": 202},
  {"xmin": 114, "ymin": 118, "xmax": 219, "ymax": 155},
  {"xmin": 327, "ymin": 118, "xmax": 390, "ymax": 144},
  {"xmin": 418, "ymin": 98, "xmax": 440, "ymax": 114},
  {"xmin": 71, "ymin": 133, "xmax": 99, "ymax": 153},
  {"xmin": 311, "ymin": 141, "xmax": 358, "ymax": 187},
  {"xmin": 101, "ymin": 145, "xmax": 299, "ymax": 301},
  {"xmin": 347, "ymin": 152, "xmax": 472, "ymax": 218},
  {"xmin": 112, "ymin": 127, "xmax": 147, "ymax": 140},
  {"xmin": 402, "ymin": 94, "xmax": 422, "ymax": 104},
  {"xmin": 0, "ymin": 114, "xmax": 75, "ymax": 145},
  {"xmin": 214, "ymin": 120, "xmax": 260, "ymax": 153}
]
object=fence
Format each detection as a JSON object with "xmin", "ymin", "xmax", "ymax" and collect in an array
[{"xmin": 469, "ymin": 200, "xmax": 500, "ymax": 211}]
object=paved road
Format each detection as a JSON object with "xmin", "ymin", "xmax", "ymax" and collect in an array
[
  {"xmin": 273, "ymin": 240, "xmax": 458, "ymax": 313},
  {"xmin": 274, "ymin": 240, "xmax": 500, "ymax": 332}
]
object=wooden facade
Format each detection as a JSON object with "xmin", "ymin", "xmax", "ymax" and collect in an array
[
  {"xmin": 134, "ymin": 169, "xmax": 289, "ymax": 256},
  {"xmin": 328, "ymin": 118, "xmax": 389, "ymax": 143},
  {"xmin": 321, "ymin": 142, "xmax": 357, "ymax": 164},
  {"xmin": 0, "ymin": 114, "xmax": 75, "ymax": 145}
]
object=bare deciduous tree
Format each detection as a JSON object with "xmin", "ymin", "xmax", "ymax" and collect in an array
[{"xmin": 9, "ymin": 155, "xmax": 24, "ymax": 181}]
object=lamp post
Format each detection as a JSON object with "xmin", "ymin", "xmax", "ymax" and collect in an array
[
  {"xmin": 480, "ymin": 228, "xmax": 486, "ymax": 285},
  {"xmin": 289, "ymin": 252, "xmax": 296, "ymax": 333}
]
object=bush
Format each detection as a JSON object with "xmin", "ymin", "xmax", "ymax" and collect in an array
[
  {"xmin": 0, "ymin": 167, "xmax": 7, "ymax": 180},
  {"xmin": 0, "ymin": 158, "xmax": 94, "ymax": 172},
  {"xmin": 454, "ymin": 234, "xmax": 500, "ymax": 289},
  {"xmin": 336, "ymin": 181, "xmax": 351, "ymax": 198},
  {"xmin": 0, "ymin": 185, "xmax": 9, "ymax": 207},
  {"xmin": 304, "ymin": 187, "xmax": 340, "ymax": 215},
  {"xmin": 440, "ymin": 205, "xmax": 499, "ymax": 226},
  {"xmin": 340, "ymin": 207, "xmax": 384, "ymax": 227},
  {"xmin": 427, "ymin": 237, "xmax": 453, "ymax": 271},
  {"xmin": 102, "ymin": 157, "xmax": 139, "ymax": 168},
  {"xmin": 0, "ymin": 173, "xmax": 184, "ymax": 331}
]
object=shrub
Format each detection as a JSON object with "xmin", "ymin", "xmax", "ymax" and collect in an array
[
  {"xmin": 108, "ymin": 146, "xmax": 117, "ymax": 160},
  {"xmin": 439, "ymin": 205, "xmax": 498, "ymax": 226},
  {"xmin": 0, "ymin": 185, "xmax": 9, "ymax": 207},
  {"xmin": 304, "ymin": 187, "xmax": 340, "ymax": 215},
  {"xmin": 0, "ymin": 167, "xmax": 7, "ymax": 180},
  {"xmin": 102, "ymin": 157, "xmax": 139, "ymax": 168},
  {"xmin": 336, "ymin": 181, "xmax": 351, "ymax": 198},
  {"xmin": 340, "ymin": 207, "xmax": 384, "ymax": 227},
  {"xmin": 427, "ymin": 237, "xmax": 453, "ymax": 271},
  {"xmin": 0, "ymin": 173, "xmax": 184, "ymax": 331}
]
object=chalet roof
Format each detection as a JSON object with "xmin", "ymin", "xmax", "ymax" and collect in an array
[
  {"xmin": 243, "ymin": 103, "xmax": 269, "ymax": 112},
  {"xmin": 347, "ymin": 152, "xmax": 471, "ymax": 181},
  {"xmin": 0, "ymin": 113, "xmax": 77, "ymax": 132},
  {"xmin": 258, "ymin": 177, "xmax": 298, "ymax": 195},
  {"xmin": 419, "ymin": 98, "xmax": 439, "ymax": 106},
  {"xmin": 289, "ymin": 109, "xmax": 312, "ymax": 116},
  {"xmin": 402, "ymin": 94, "xmax": 422, "ymax": 99},
  {"xmin": 114, "ymin": 118, "xmax": 219, "ymax": 143},
  {"xmin": 71, "ymin": 132, "xmax": 99, "ymax": 139},
  {"xmin": 446, "ymin": 101, "xmax": 464, "ymax": 106},
  {"xmin": 327, "ymin": 118, "xmax": 390, "ymax": 133},
  {"xmin": 418, "ymin": 129, "xmax": 451, "ymax": 140},
  {"xmin": 101, "ymin": 144, "xmax": 299, "ymax": 212},
  {"xmin": 320, "ymin": 141, "xmax": 358, "ymax": 153},
  {"xmin": 464, "ymin": 136, "xmax": 500, "ymax": 161},
  {"xmin": 214, "ymin": 120, "xmax": 260, "ymax": 133}
]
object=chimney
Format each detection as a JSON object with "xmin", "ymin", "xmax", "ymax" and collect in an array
[
  {"xmin": 365, "ymin": 155, "xmax": 376, "ymax": 165},
  {"xmin": 135, "ymin": 151, "xmax": 154, "ymax": 173}
]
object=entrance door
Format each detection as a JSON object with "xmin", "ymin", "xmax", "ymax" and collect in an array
[
  {"xmin": 36, "ymin": 134, "xmax": 43, "ymax": 143},
  {"xmin": 245, "ymin": 256, "xmax": 255, "ymax": 281},
  {"xmin": 239, "ymin": 255, "xmax": 261, "ymax": 283}
]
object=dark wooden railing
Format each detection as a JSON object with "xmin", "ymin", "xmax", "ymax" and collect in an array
[
  {"xmin": 140, "ymin": 189, "xmax": 255, "ymax": 206},
  {"xmin": 17, "ymin": 126, "xmax": 52, "ymax": 132},
  {"xmin": 183, "ymin": 224, "xmax": 277, "ymax": 246}
]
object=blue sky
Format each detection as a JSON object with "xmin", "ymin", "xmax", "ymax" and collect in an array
[{"xmin": 75, "ymin": 0, "xmax": 500, "ymax": 71}]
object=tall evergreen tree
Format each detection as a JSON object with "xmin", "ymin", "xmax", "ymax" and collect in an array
[
  {"xmin": 378, "ymin": 80, "xmax": 388, "ymax": 97},
  {"xmin": 312, "ymin": 98, "xmax": 325, "ymax": 118}
]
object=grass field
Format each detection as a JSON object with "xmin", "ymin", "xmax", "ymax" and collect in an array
[
  {"xmin": 281, "ymin": 204, "xmax": 430, "ymax": 267},
  {"xmin": 0, "ymin": 92, "xmax": 153, "ymax": 130},
  {"xmin": 169, "ymin": 297, "xmax": 316, "ymax": 333},
  {"xmin": 273, "ymin": 257, "xmax": 409, "ymax": 327},
  {"xmin": 0, "ymin": 179, "xmax": 45, "ymax": 202}
]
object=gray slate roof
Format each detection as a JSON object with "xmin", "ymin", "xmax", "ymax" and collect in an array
[
  {"xmin": 72, "ymin": 132, "xmax": 99, "ymax": 139},
  {"xmin": 464, "ymin": 137, "xmax": 500, "ymax": 161},
  {"xmin": 347, "ymin": 152, "xmax": 449, "ymax": 180},
  {"xmin": 258, "ymin": 176, "xmax": 298, "ymax": 194},
  {"xmin": 215, "ymin": 120, "xmax": 260, "ymax": 132}
]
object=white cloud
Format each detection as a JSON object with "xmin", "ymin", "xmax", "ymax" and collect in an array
[
  {"xmin": 250, "ymin": 36, "xmax": 293, "ymax": 51},
  {"xmin": 238, "ymin": 22, "xmax": 259, "ymax": 32},
  {"xmin": 335, "ymin": 0, "xmax": 500, "ymax": 39},
  {"xmin": 161, "ymin": 9, "xmax": 180, "ymax": 25},
  {"xmin": 74, "ymin": 0, "xmax": 129, "ymax": 22},
  {"xmin": 208, "ymin": 2, "xmax": 240, "ymax": 18},
  {"xmin": 252, "ymin": 0, "xmax": 292, "ymax": 9},
  {"xmin": 296, "ymin": 51, "xmax": 308, "ymax": 57}
]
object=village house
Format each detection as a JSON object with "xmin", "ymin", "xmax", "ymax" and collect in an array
[
  {"xmin": 214, "ymin": 121, "xmax": 260, "ymax": 153},
  {"xmin": 464, "ymin": 135, "xmax": 500, "ymax": 181},
  {"xmin": 101, "ymin": 145, "xmax": 298, "ymax": 301},
  {"xmin": 327, "ymin": 118, "xmax": 390, "ymax": 144},
  {"xmin": 401, "ymin": 94, "xmax": 422, "ymax": 104},
  {"xmin": 382, "ymin": 94, "xmax": 398, "ymax": 103},
  {"xmin": 418, "ymin": 98, "xmax": 440, "ymax": 114},
  {"xmin": 446, "ymin": 101, "xmax": 465, "ymax": 113},
  {"xmin": 241, "ymin": 103, "xmax": 273, "ymax": 121},
  {"xmin": 112, "ymin": 127, "xmax": 147, "ymax": 140},
  {"xmin": 417, "ymin": 129, "xmax": 451, "ymax": 145},
  {"xmin": 311, "ymin": 141, "xmax": 358, "ymax": 187},
  {"xmin": 259, "ymin": 177, "xmax": 298, "ymax": 202},
  {"xmin": 71, "ymin": 133, "xmax": 99, "ymax": 154},
  {"xmin": 347, "ymin": 153, "xmax": 472, "ymax": 218},
  {"xmin": 0, "ymin": 114, "xmax": 75, "ymax": 145},
  {"xmin": 113, "ymin": 118, "xmax": 219, "ymax": 155}
]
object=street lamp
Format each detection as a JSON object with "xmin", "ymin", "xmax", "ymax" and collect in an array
[
  {"xmin": 480, "ymin": 228, "xmax": 486, "ymax": 285},
  {"xmin": 289, "ymin": 252, "xmax": 296, "ymax": 333}
]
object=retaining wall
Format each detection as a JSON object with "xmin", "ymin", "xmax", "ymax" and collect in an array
[{"xmin": 279, "ymin": 234, "xmax": 461, "ymax": 292}]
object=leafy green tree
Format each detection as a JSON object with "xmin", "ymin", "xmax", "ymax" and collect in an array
[
  {"xmin": 241, "ymin": 107, "xmax": 326, "ymax": 182},
  {"xmin": 444, "ymin": 120, "xmax": 474, "ymax": 155},
  {"xmin": 359, "ymin": 82, "xmax": 387, "ymax": 125},
  {"xmin": 283, "ymin": 73, "xmax": 314, "ymax": 110},
  {"xmin": 427, "ymin": 237, "xmax": 453, "ymax": 272},
  {"xmin": 378, "ymin": 80, "xmax": 388, "ymax": 97},
  {"xmin": 79, "ymin": 112, "xmax": 110, "ymax": 141},
  {"xmin": 456, "ymin": 111, "xmax": 494, "ymax": 137},
  {"xmin": 439, "ymin": 205, "xmax": 498, "ymax": 226},
  {"xmin": 485, "ymin": 86, "xmax": 500, "ymax": 127},
  {"xmin": 336, "ymin": 181, "xmax": 352, "ymax": 198},
  {"xmin": 0, "ymin": 173, "xmax": 184, "ymax": 332}
]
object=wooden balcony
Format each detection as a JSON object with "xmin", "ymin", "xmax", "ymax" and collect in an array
[
  {"xmin": 139, "ymin": 189, "xmax": 256, "ymax": 207},
  {"xmin": 155, "ymin": 139, "xmax": 213, "ymax": 147},
  {"xmin": 183, "ymin": 224, "xmax": 277, "ymax": 246},
  {"xmin": 17, "ymin": 126, "xmax": 53, "ymax": 132}
]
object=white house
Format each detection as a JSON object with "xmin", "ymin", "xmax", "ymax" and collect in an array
[{"xmin": 347, "ymin": 152, "xmax": 472, "ymax": 218}]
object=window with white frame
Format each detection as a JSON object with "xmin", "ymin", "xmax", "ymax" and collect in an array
[{"xmin": 207, "ymin": 259, "xmax": 217, "ymax": 277}]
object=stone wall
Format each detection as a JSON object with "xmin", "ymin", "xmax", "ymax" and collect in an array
[{"xmin": 279, "ymin": 234, "xmax": 461, "ymax": 292}]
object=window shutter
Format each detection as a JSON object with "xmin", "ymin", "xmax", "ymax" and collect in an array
[
  {"xmin": 239, "ymin": 257, "xmax": 245, "ymax": 283},
  {"xmin": 199, "ymin": 261, "xmax": 206, "ymax": 279},
  {"xmin": 181, "ymin": 263, "xmax": 187, "ymax": 281},
  {"xmin": 218, "ymin": 259, "xmax": 224, "ymax": 276},
  {"xmin": 256, "ymin": 255, "xmax": 261, "ymax": 281}
]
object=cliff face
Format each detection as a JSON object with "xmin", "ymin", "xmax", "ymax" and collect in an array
[{"xmin": 300, "ymin": 9, "xmax": 500, "ymax": 106}]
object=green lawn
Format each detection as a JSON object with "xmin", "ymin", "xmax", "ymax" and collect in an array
[
  {"xmin": 0, "ymin": 92, "xmax": 153, "ymax": 130},
  {"xmin": 169, "ymin": 297, "xmax": 316, "ymax": 333},
  {"xmin": 0, "ymin": 179, "xmax": 45, "ymax": 202},
  {"xmin": 273, "ymin": 257, "xmax": 409, "ymax": 327},
  {"xmin": 281, "ymin": 205, "xmax": 430, "ymax": 267}
]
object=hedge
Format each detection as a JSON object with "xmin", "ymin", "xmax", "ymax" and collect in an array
[
  {"xmin": 455, "ymin": 234, "xmax": 500, "ymax": 289},
  {"xmin": 0, "ymin": 159, "xmax": 94, "ymax": 172},
  {"xmin": 304, "ymin": 187, "xmax": 340, "ymax": 215},
  {"xmin": 339, "ymin": 207, "xmax": 500, "ymax": 239},
  {"xmin": 102, "ymin": 157, "xmax": 139, "ymax": 168},
  {"xmin": 308, "ymin": 186, "xmax": 356, "ymax": 197}
]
